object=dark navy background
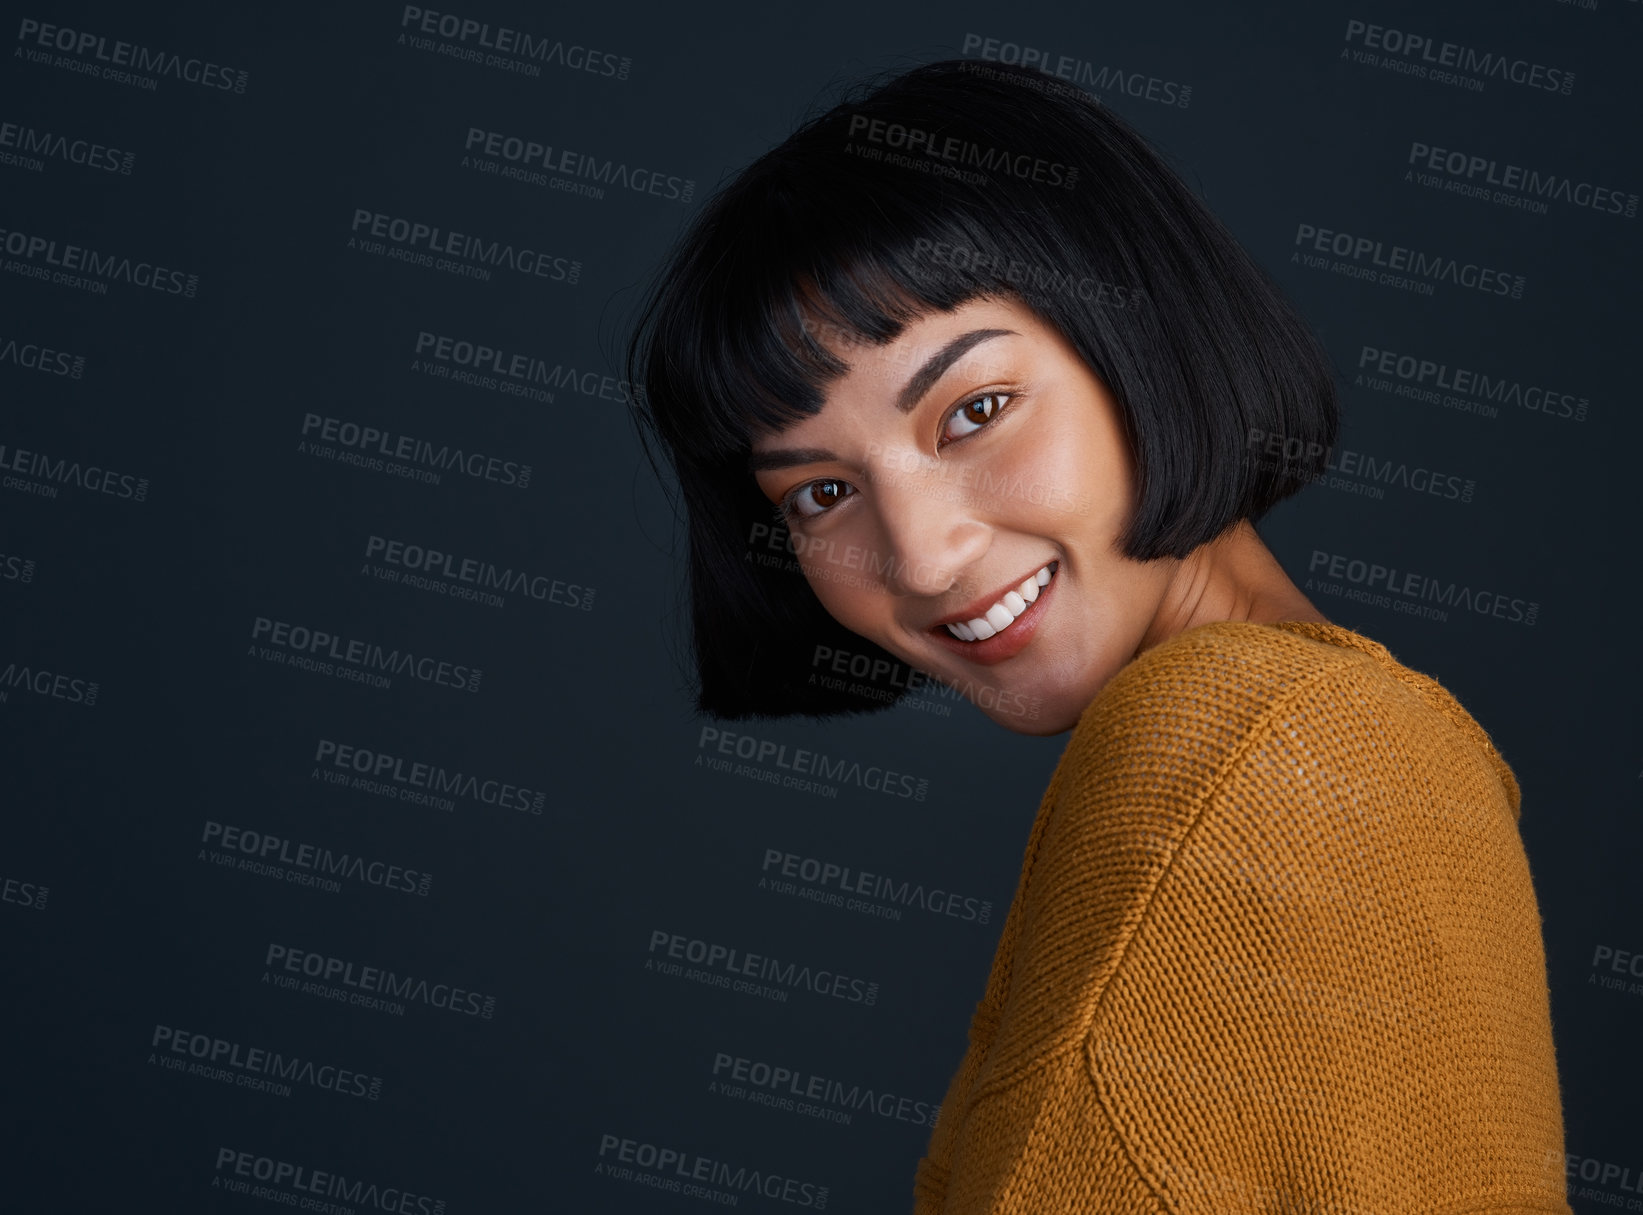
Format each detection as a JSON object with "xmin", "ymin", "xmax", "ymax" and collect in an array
[{"xmin": 2, "ymin": 1, "xmax": 1639, "ymax": 1210}]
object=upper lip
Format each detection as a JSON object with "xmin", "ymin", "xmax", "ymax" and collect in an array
[{"xmin": 926, "ymin": 561, "xmax": 1053, "ymax": 630}]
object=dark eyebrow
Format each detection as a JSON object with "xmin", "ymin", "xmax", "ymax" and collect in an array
[{"xmin": 747, "ymin": 327, "xmax": 1017, "ymax": 474}]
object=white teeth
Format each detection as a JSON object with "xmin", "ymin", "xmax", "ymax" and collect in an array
[{"xmin": 943, "ymin": 562, "xmax": 1056, "ymax": 642}]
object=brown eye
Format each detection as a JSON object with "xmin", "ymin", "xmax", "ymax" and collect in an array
[
  {"xmin": 783, "ymin": 477, "xmax": 854, "ymax": 520},
  {"xmin": 943, "ymin": 393, "xmax": 1009, "ymax": 442}
]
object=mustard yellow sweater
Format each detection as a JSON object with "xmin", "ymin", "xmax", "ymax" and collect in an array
[{"xmin": 913, "ymin": 620, "xmax": 1570, "ymax": 1214}]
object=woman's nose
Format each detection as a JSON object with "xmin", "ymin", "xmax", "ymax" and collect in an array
[{"xmin": 860, "ymin": 453, "xmax": 992, "ymax": 598}]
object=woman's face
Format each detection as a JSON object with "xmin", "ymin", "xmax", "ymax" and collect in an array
[{"xmin": 748, "ymin": 294, "xmax": 1183, "ymax": 736}]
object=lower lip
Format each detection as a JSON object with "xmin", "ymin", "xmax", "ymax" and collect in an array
[{"xmin": 928, "ymin": 565, "xmax": 1057, "ymax": 666}]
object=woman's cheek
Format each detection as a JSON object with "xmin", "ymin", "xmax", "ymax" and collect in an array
[{"xmin": 986, "ymin": 430, "xmax": 1105, "ymax": 525}]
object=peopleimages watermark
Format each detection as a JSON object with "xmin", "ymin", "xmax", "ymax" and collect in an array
[
  {"xmin": 412, "ymin": 329, "xmax": 642, "ymax": 404},
  {"xmin": 200, "ymin": 820, "xmax": 433, "ymax": 897},
  {"xmin": 148, "ymin": 1024, "xmax": 382, "ymax": 1101},
  {"xmin": 911, "ymin": 238, "xmax": 1143, "ymax": 309},
  {"xmin": 595, "ymin": 1133, "xmax": 829, "ymax": 1207},
  {"xmin": 14, "ymin": 18, "xmax": 250, "ymax": 94},
  {"xmin": 2, "ymin": 874, "xmax": 48, "ymax": 911},
  {"xmin": 0, "ymin": 333, "xmax": 86, "ymax": 376},
  {"xmin": 960, "ymin": 32, "xmax": 1192, "ymax": 108},
  {"xmin": 745, "ymin": 518, "xmax": 957, "ymax": 595},
  {"xmin": 760, "ymin": 847, "xmax": 992, "ymax": 926},
  {"xmin": 0, "ymin": 117, "xmax": 133, "ymax": 175},
  {"xmin": 0, "ymin": 550, "xmax": 38, "ymax": 584},
  {"xmin": 711, "ymin": 1050, "xmax": 940, "ymax": 1129},
  {"xmin": 312, "ymin": 738, "xmax": 544, "ymax": 814},
  {"xmin": 363, "ymin": 534, "xmax": 594, "ymax": 612},
  {"xmin": 1291, "ymin": 222, "xmax": 1524, "ymax": 298},
  {"xmin": 348, "ymin": 208, "xmax": 580, "ymax": 284},
  {"xmin": 1589, "ymin": 943, "xmax": 1643, "ymax": 1000},
  {"xmin": 0, "ymin": 439, "xmax": 149, "ymax": 503},
  {"xmin": 250, "ymin": 616, "xmax": 482, "ymax": 693},
  {"xmin": 809, "ymin": 640, "xmax": 1043, "ymax": 722},
  {"xmin": 1353, "ymin": 344, "xmax": 1589, "ymax": 423},
  {"xmin": 696, "ymin": 725, "xmax": 930, "ymax": 801},
  {"xmin": 463, "ymin": 126, "xmax": 692, "ymax": 203},
  {"xmin": 646, "ymin": 929, "xmax": 881, "ymax": 1006},
  {"xmin": 299, "ymin": 412, "xmax": 531, "ymax": 490},
  {"xmin": 956, "ymin": 59, "xmax": 1085, "ymax": 103},
  {"xmin": 1245, "ymin": 428, "xmax": 1476, "ymax": 504},
  {"xmin": 1544, "ymin": 1149, "xmax": 1643, "ymax": 1208},
  {"xmin": 1341, "ymin": 19, "xmax": 1575, "ymax": 96},
  {"xmin": 1305, "ymin": 549, "xmax": 1539, "ymax": 627},
  {"xmin": 213, "ymin": 1148, "xmax": 446, "ymax": 1214},
  {"xmin": 0, "ymin": 658, "xmax": 99, "ymax": 706},
  {"xmin": 845, "ymin": 114, "xmax": 1077, "ymax": 189},
  {"xmin": 863, "ymin": 437, "xmax": 1096, "ymax": 517},
  {"xmin": 263, "ymin": 943, "xmax": 496, "ymax": 1019},
  {"xmin": 1405, "ymin": 141, "xmax": 1636, "ymax": 220},
  {"xmin": 398, "ymin": 6, "xmax": 632, "ymax": 81},
  {"xmin": 0, "ymin": 223, "xmax": 199, "ymax": 296}
]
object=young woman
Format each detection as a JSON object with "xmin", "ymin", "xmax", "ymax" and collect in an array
[{"xmin": 625, "ymin": 59, "xmax": 1571, "ymax": 1215}]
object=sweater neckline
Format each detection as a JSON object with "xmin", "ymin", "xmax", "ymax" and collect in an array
[
  {"xmin": 1264, "ymin": 618, "xmax": 1521, "ymax": 819},
  {"xmin": 1116, "ymin": 618, "xmax": 1521, "ymax": 819},
  {"xmin": 1269, "ymin": 618, "xmax": 1397, "ymax": 661}
]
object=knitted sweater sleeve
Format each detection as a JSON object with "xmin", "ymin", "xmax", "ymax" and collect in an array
[{"xmin": 921, "ymin": 644, "xmax": 1571, "ymax": 1214}]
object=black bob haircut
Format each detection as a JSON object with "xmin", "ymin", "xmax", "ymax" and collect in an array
[{"xmin": 624, "ymin": 57, "xmax": 1340, "ymax": 722}]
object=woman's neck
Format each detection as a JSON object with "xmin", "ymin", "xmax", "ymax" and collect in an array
[{"xmin": 1134, "ymin": 519, "xmax": 1330, "ymax": 658}]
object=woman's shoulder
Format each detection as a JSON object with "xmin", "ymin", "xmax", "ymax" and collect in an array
[
  {"xmin": 1064, "ymin": 618, "xmax": 1372, "ymax": 762},
  {"xmin": 1060, "ymin": 617, "xmax": 1520, "ymax": 819}
]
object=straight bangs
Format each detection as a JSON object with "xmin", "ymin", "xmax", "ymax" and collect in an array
[{"xmin": 628, "ymin": 61, "xmax": 1156, "ymax": 471}]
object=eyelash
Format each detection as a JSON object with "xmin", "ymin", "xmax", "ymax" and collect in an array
[{"xmin": 775, "ymin": 391, "xmax": 1015, "ymax": 524}]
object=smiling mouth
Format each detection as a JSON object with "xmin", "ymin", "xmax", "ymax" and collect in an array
[{"xmin": 932, "ymin": 560, "xmax": 1059, "ymax": 642}]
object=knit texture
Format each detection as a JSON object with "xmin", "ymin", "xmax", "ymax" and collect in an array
[{"xmin": 912, "ymin": 620, "xmax": 1570, "ymax": 1214}]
